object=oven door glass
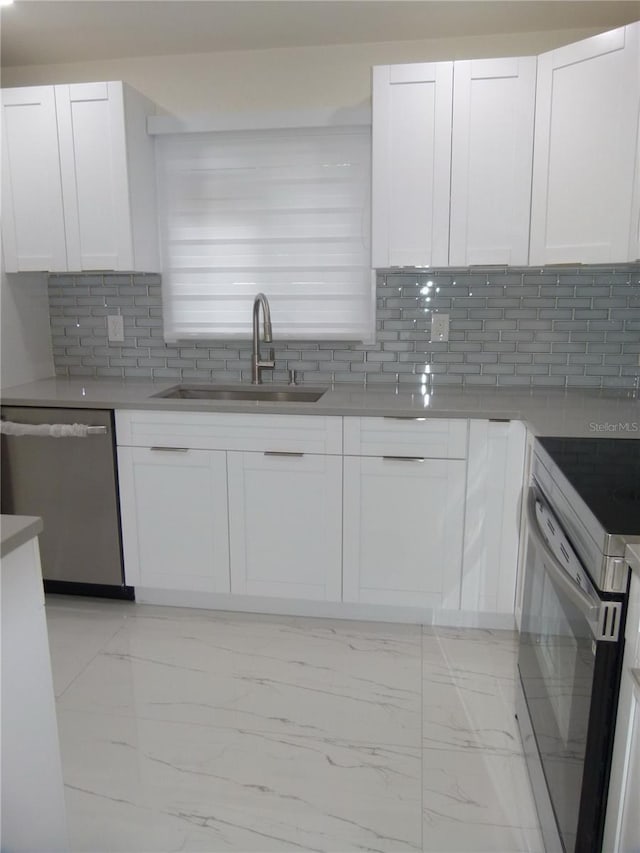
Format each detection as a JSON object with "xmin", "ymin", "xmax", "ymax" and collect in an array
[{"xmin": 518, "ymin": 520, "xmax": 596, "ymax": 852}]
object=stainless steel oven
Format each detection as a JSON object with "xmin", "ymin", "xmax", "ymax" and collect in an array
[{"xmin": 517, "ymin": 438, "xmax": 640, "ymax": 853}]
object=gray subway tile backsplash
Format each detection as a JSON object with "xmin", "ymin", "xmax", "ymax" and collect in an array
[{"xmin": 47, "ymin": 266, "xmax": 640, "ymax": 390}]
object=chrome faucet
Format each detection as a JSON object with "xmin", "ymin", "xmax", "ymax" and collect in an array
[{"xmin": 251, "ymin": 293, "xmax": 275, "ymax": 384}]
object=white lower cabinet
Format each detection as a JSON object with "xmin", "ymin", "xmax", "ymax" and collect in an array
[
  {"xmin": 115, "ymin": 410, "xmax": 342, "ymax": 602},
  {"xmin": 461, "ymin": 420, "xmax": 527, "ymax": 614},
  {"xmin": 116, "ymin": 410, "xmax": 525, "ymax": 625},
  {"xmin": 604, "ymin": 569, "xmax": 640, "ymax": 852},
  {"xmin": 342, "ymin": 416, "xmax": 468, "ymax": 610},
  {"xmin": 117, "ymin": 446, "xmax": 230, "ymax": 593},
  {"xmin": 227, "ymin": 451, "xmax": 342, "ymax": 601},
  {"xmin": 342, "ymin": 455, "xmax": 466, "ymax": 608}
]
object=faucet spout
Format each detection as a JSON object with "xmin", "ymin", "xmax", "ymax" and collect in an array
[{"xmin": 251, "ymin": 293, "xmax": 276, "ymax": 384}]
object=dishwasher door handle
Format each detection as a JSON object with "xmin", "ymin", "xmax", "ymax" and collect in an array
[{"xmin": 0, "ymin": 420, "xmax": 108, "ymax": 437}]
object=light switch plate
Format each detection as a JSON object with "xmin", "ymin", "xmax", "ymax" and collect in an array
[
  {"xmin": 107, "ymin": 314, "xmax": 125, "ymax": 343},
  {"xmin": 431, "ymin": 313, "xmax": 449, "ymax": 342}
]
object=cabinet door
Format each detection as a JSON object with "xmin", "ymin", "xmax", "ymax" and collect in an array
[
  {"xmin": 530, "ymin": 23, "xmax": 640, "ymax": 264},
  {"xmin": 55, "ymin": 82, "xmax": 134, "ymax": 271},
  {"xmin": 615, "ymin": 689, "xmax": 640, "ymax": 853},
  {"xmin": 227, "ymin": 451, "xmax": 342, "ymax": 601},
  {"xmin": 372, "ymin": 62, "xmax": 453, "ymax": 268},
  {"xmin": 1, "ymin": 87, "xmax": 67, "ymax": 272},
  {"xmin": 604, "ymin": 572, "xmax": 640, "ymax": 852},
  {"xmin": 461, "ymin": 420, "xmax": 526, "ymax": 614},
  {"xmin": 449, "ymin": 58, "xmax": 536, "ymax": 266},
  {"xmin": 117, "ymin": 446, "xmax": 230, "ymax": 593},
  {"xmin": 343, "ymin": 455, "xmax": 465, "ymax": 609}
]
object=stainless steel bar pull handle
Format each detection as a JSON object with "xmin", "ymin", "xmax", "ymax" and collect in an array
[
  {"xmin": 264, "ymin": 451, "xmax": 304, "ymax": 457},
  {"xmin": 0, "ymin": 420, "xmax": 107, "ymax": 437},
  {"xmin": 382, "ymin": 456, "xmax": 425, "ymax": 462},
  {"xmin": 150, "ymin": 446, "xmax": 189, "ymax": 453}
]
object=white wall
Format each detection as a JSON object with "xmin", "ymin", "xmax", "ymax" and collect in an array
[
  {"xmin": 1, "ymin": 266, "xmax": 54, "ymax": 388},
  {"xmin": 1, "ymin": 28, "xmax": 605, "ymax": 115}
]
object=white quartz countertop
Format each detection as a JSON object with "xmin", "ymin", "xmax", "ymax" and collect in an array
[
  {"xmin": 1, "ymin": 376, "xmax": 639, "ymax": 438},
  {"xmin": 0, "ymin": 515, "xmax": 43, "ymax": 558}
]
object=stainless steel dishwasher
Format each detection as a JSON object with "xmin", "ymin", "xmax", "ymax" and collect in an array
[{"xmin": 1, "ymin": 406, "xmax": 132, "ymax": 599}]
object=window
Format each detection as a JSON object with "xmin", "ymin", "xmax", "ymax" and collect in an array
[{"xmin": 156, "ymin": 125, "xmax": 374, "ymax": 342}]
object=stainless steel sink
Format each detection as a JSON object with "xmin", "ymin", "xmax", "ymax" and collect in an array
[{"xmin": 152, "ymin": 384, "xmax": 328, "ymax": 403}]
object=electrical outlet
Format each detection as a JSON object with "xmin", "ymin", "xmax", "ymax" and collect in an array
[
  {"xmin": 107, "ymin": 314, "xmax": 125, "ymax": 343},
  {"xmin": 431, "ymin": 313, "xmax": 450, "ymax": 342}
]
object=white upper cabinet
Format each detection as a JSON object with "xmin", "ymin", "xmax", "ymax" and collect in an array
[
  {"xmin": 449, "ymin": 57, "xmax": 536, "ymax": 266},
  {"xmin": 1, "ymin": 87, "xmax": 68, "ymax": 272},
  {"xmin": 530, "ymin": 23, "xmax": 640, "ymax": 265},
  {"xmin": 371, "ymin": 56, "xmax": 536, "ymax": 268},
  {"xmin": 372, "ymin": 62, "xmax": 454, "ymax": 268},
  {"xmin": 56, "ymin": 82, "xmax": 159, "ymax": 272},
  {"xmin": 1, "ymin": 81, "xmax": 159, "ymax": 273}
]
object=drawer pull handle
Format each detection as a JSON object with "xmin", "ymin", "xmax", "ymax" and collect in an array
[
  {"xmin": 383, "ymin": 416, "xmax": 426, "ymax": 421},
  {"xmin": 150, "ymin": 446, "xmax": 189, "ymax": 452},
  {"xmin": 382, "ymin": 455, "xmax": 425, "ymax": 463},
  {"xmin": 264, "ymin": 451, "xmax": 304, "ymax": 458}
]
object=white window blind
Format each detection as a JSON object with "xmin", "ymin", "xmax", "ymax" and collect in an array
[{"xmin": 156, "ymin": 126, "xmax": 374, "ymax": 342}]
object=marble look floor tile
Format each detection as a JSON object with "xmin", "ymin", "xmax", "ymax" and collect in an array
[
  {"xmin": 45, "ymin": 595, "xmax": 133, "ymax": 696},
  {"xmin": 420, "ymin": 627, "xmax": 543, "ymax": 851},
  {"xmin": 58, "ymin": 707, "xmax": 422, "ymax": 853},
  {"xmin": 421, "ymin": 628, "xmax": 523, "ymax": 755},
  {"xmin": 422, "ymin": 748, "xmax": 544, "ymax": 853},
  {"xmin": 45, "ymin": 603, "xmax": 544, "ymax": 852},
  {"xmin": 422, "ymin": 672, "xmax": 521, "ymax": 755},
  {"xmin": 422, "ymin": 627, "xmax": 519, "ymax": 685},
  {"xmin": 57, "ymin": 609, "xmax": 423, "ymax": 748}
]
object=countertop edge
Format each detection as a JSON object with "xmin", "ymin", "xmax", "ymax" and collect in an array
[
  {"xmin": 1, "ymin": 515, "xmax": 43, "ymax": 559},
  {"xmin": 2, "ymin": 378, "xmax": 639, "ymax": 439}
]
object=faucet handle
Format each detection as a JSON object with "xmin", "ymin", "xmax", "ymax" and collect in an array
[
  {"xmin": 258, "ymin": 349, "xmax": 275, "ymax": 369},
  {"xmin": 288, "ymin": 369, "xmax": 300, "ymax": 386}
]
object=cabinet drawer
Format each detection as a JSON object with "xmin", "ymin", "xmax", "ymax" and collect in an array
[
  {"xmin": 116, "ymin": 410, "xmax": 342, "ymax": 454},
  {"xmin": 343, "ymin": 416, "xmax": 467, "ymax": 459}
]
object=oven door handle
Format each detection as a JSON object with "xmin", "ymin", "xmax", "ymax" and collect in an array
[{"xmin": 526, "ymin": 487, "xmax": 601, "ymax": 629}]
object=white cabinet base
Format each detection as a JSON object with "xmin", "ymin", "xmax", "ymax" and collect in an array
[
  {"xmin": 462, "ymin": 420, "xmax": 526, "ymax": 614},
  {"xmin": 1, "ymin": 536, "xmax": 68, "ymax": 852},
  {"xmin": 343, "ymin": 455, "xmax": 466, "ymax": 610},
  {"xmin": 604, "ymin": 570, "xmax": 640, "ymax": 852},
  {"xmin": 117, "ymin": 446, "xmax": 230, "ymax": 593},
  {"xmin": 133, "ymin": 586, "xmax": 516, "ymax": 630},
  {"xmin": 228, "ymin": 451, "xmax": 342, "ymax": 601}
]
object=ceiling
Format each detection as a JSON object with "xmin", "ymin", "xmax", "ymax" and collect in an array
[{"xmin": 2, "ymin": 0, "xmax": 639, "ymax": 68}]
